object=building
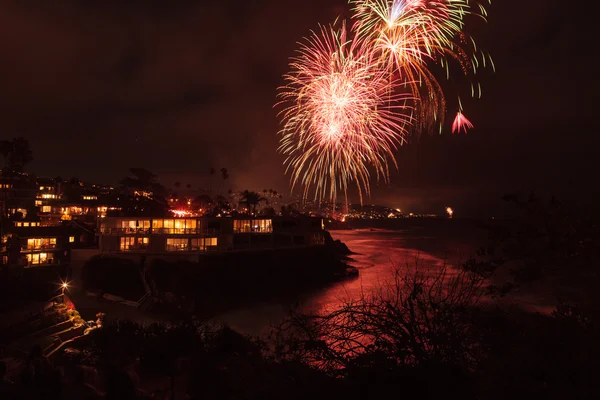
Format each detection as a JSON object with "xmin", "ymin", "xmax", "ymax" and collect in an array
[
  {"xmin": 1, "ymin": 224, "xmax": 92, "ymax": 268},
  {"xmin": 35, "ymin": 178, "xmax": 120, "ymax": 226},
  {"xmin": 1, "ymin": 216, "xmax": 96, "ymax": 268},
  {"xmin": 97, "ymin": 216, "xmax": 326, "ymax": 254},
  {"xmin": 0, "ymin": 172, "xmax": 37, "ymax": 218}
]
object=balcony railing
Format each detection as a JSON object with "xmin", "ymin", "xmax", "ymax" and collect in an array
[
  {"xmin": 233, "ymin": 228, "xmax": 273, "ymax": 233},
  {"xmin": 121, "ymin": 245, "xmax": 150, "ymax": 252},
  {"xmin": 99, "ymin": 227, "xmax": 220, "ymax": 235},
  {"xmin": 166, "ymin": 245, "xmax": 218, "ymax": 252},
  {"xmin": 23, "ymin": 244, "xmax": 57, "ymax": 251}
]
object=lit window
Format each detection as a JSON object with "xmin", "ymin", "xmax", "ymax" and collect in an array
[
  {"xmin": 163, "ymin": 219, "xmax": 174, "ymax": 233},
  {"xmin": 35, "ymin": 200, "xmax": 42, "ymax": 206},
  {"xmin": 27, "ymin": 238, "xmax": 57, "ymax": 249},
  {"xmin": 121, "ymin": 220, "xmax": 150, "ymax": 231},
  {"xmin": 171, "ymin": 218, "xmax": 197, "ymax": 234},
  {"xmin": 26, "ymin": 253, "xmax": 50, "ymax": 265},
  {"xmin": 69, "ymin": 236, "xmax": 75, "ymax": 243},
  {"xmin": 41, "ymin": 194, "xmax": 56, "ymax": 199},
  {"xmin": 41, "ymin": 206, "xmax": 51, "ymax": 213},
  {"xmin": 120, "ymin": 237, "xmax": 131, "ymax": 250},
  {"xmin": 15, "ymin": 222, "xmax": 22, "ymax": 227},
  {"xmin": 234, "ymin": 220, "xmax": 252, "ymax": 233},
  {"xmin": 191, "ymin": 237, "xmax": 218, "ymax": 251},
  {"xmin": 120, "ymin": 237, "xmax": 149, "ymax": 251},
  {"xmin": 152, "ymin": 219, "xmax": 164, "ymax": 231},
  {"xmin": 166, "ymin": 238, "xmax": 188, "ymax": 251},
  {"xmin": 233, "ymin": 219, "xmax": 272, "ymax": 233}
]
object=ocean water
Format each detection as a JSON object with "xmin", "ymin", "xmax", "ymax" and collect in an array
[{"xmin": 212, "ymin": 225, "xmax": 486, "ymax": 335}]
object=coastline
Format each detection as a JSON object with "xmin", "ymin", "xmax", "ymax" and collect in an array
[{"xmin": 80, "ymin": 234, "xmax": 357, "ymax": 322}]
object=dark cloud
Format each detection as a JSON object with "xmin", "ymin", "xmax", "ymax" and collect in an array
[{"xmin": 0, "ymin": 0, "xmax": 596, "ymax": 217}]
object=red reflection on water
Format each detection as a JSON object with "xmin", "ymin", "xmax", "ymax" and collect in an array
[{"xmin": 216, "ymin": 228, "xmax": 481, "ymax": 335}]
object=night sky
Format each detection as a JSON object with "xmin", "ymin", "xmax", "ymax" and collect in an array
[{"xmin": 0, "ymin": 0, "xmax": 597, "ymax": 217}]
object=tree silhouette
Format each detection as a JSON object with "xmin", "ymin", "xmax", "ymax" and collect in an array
[
  {"xmin": 194, "ymin": 194, "xmax": 213, "ymax": 212},
  {"xmin": 214, "ymin": 195, "xmax": 231, "ymax": 215},
  {"xmin": 174, "ymin": 182, "xmax": 181, "ymax": 189},
  {"xmin": 10, "ymin": 137, "xmax": 32, "ymax": 172},
  {"xmin": 240, "ymin": 190, "xmax": 267, "ymax": 216},
  {"xmin": 63, "ymin": 178, "xmax": 83, "ymax": 202},
  {"xmin": 0, "ymin": 137, "xmax": 33, "ymax": 172},
  {"xmin": 219, "ymin": 168, "xmax": 229, "ymax": 196},
  {"xmin": 120, "ymin": 168, "xmax": 165, "ymax": 196},
  {"xmin": 208, "ymin": 167, "xmax": 216, "ymax": 195},
  {"xmin": 0, "ymin": 140, "xmax": 12, "ymax": 168},
  {"xmin": 117, "ymin": 168, "xmax": 168, "ymax": 216}
]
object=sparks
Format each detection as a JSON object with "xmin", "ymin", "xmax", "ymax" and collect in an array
[
  {"xmin": 277, "ymin": 1, "xmax": 493, "ymax": 204},
  {"xmin": 277, "ymin": 22, "xmax": 413, "ymax": 204},
  {"xmin": 451, "ymin": 111, "xmax": 474, "ymax": 134}
]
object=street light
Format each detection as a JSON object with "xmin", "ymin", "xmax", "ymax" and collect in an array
[{"xmin": 61, "ymin": 281, "xmax": 69, "ymax": 295}]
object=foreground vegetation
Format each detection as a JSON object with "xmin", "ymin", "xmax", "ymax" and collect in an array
[
  {"xmin": 50, "ymin": 263, "xmax": 600, "ymax": 399},
  {"xmin": 3, "ymin": 194, "xmax": 600, "ymax": 399}
]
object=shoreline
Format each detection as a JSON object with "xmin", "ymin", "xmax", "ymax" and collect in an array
[{"xmin": 79, "ymin": 234, "xmax": 357, "ymax": 323}]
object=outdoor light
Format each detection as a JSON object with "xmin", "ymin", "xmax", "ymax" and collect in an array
[{"xmin": 60, "ymin": 281, "xmax": 70, "ymax": 295}]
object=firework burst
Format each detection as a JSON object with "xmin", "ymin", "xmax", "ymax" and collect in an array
[
  {"xmin": 351, "ymin": 0, "xmax": 491, "ymax": 132},
  {"xmin": 451, "ymin": 111, "xmax": 473, "ymax": 134},
  {"xmin": 277, "ymin": 23, "xmax": 413, "ymax": 203},
  {"xmin": 277, "ymin": 1, "xmax": 492, "ymax": 204}
]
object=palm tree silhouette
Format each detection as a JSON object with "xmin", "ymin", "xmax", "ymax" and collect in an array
[
  {"xmin": 219, "ymin": 168, "xmax": 229, "ymax": 196},
  {"xmin": 240, "ymin": 190, "xmax": 266, "ymax": 216},
  {"xmin": 195, "ymin": 194, "xmax": 213, "ymax": 214},
  {"xmin": 0, "ymin": 140, "xmax": 12, "ymax": 168},
  {"xmin": 208, "ymin": 167, "xmax": 216, "ymax": 195}
]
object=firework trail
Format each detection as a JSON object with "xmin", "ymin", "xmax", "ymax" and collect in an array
[
  {"xmin": 277, "ymin": 1, "xmax": 492, "ymax": 204},
  {"xmin": 277, "ymin": 22, "xmax": 413, "ymax": 203},
  {"xmin": 351, "ymin": 0, "xmax": 492, "ymax": 132},
  {"xmin": 452, "ymin": 111, "xmax": 474, "ymax": 134}
]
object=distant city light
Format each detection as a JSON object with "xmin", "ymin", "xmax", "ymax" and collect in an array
[
  {"xmin": 171, "ymin": 210, "xmax": 191, "ymax": 217},
  {"xmin": 446, "ymin": 207, "xmax": 454, "ymax": 218}
]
